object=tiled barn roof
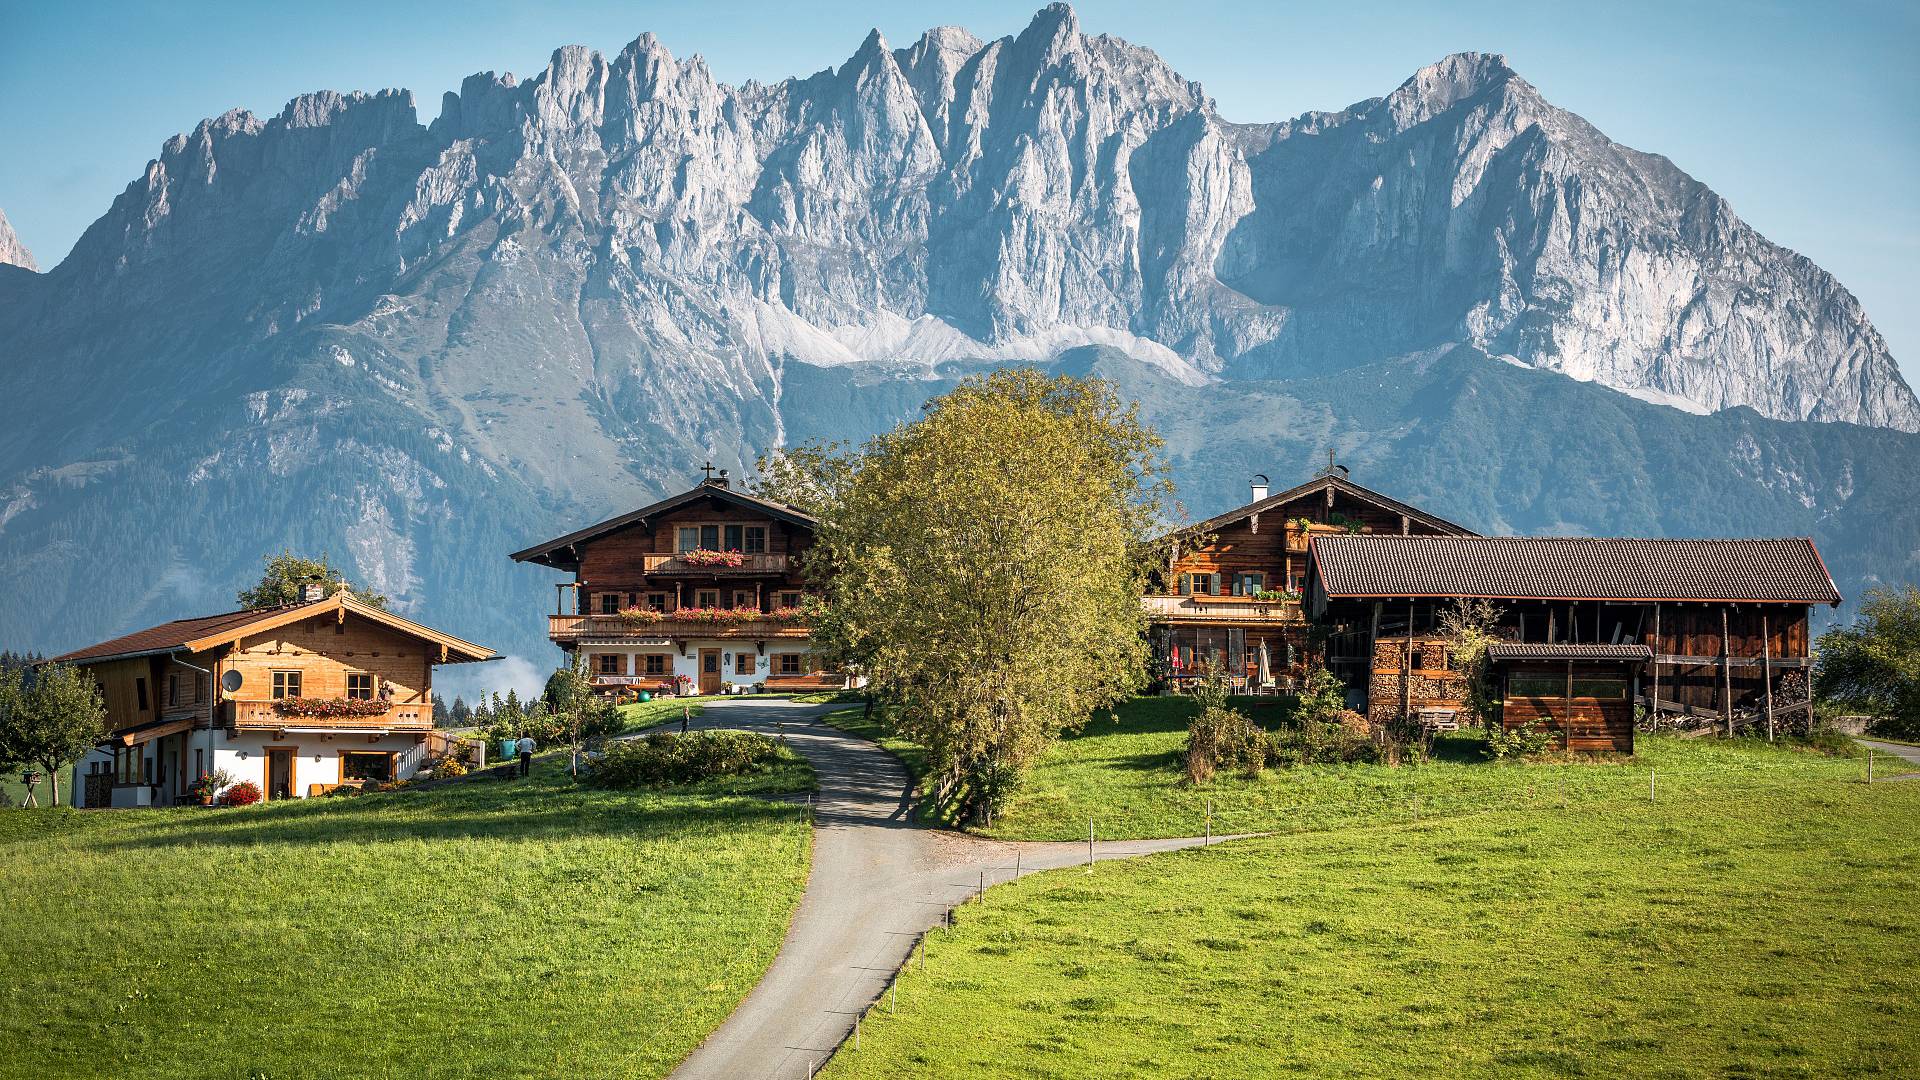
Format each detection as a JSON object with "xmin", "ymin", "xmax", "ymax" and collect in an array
[{"xmin": 1311, "ymin": 535, "xmax": 1840, "ymax": 605}]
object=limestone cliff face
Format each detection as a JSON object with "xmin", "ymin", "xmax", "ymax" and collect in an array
[
  {"xmin": 0, "ymin": 5, "xmax": 1914, "ymax": 664},
  {"xmin": 0, "ymin": 209, "xmax": 35, "ymax": 271}
]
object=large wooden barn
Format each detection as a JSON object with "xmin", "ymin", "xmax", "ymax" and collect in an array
[{"xmin": 1305, "ymin": 534, "xmax": 1842, "ymax": 752}]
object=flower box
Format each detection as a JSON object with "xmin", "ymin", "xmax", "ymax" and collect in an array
[
  {"xmin": 681, "ymin": 548, "xmax": 748, "ymax": 568},
  {"xmin": 272, "ymin": 696, "xmax": 391, "ymax": 719}
]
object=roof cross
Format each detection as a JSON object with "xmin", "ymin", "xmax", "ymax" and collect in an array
[{"xmin": 700, "ymin": 460, "xmax": 717, "ymax": 481}]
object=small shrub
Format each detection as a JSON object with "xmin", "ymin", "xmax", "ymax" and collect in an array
[
  {"xmin": 221, "ymin": 780, "xmax": 262, "ymax": 806},
  {"xmin": 428, "ymin": 756, "xmax": 469, "ymax": 780},
  {"xmin": 589, "ymin": 730, "xmax": 786, "ymax": 788},
  {"xmin": 1186, "ymin": 705, "xmax": 1271, "ymax": 783},
  {"xmin": 1487, "ymin": 723, "xmax": 1556, "ymax": 761}
]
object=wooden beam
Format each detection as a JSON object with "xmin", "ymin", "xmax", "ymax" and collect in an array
[
  {"xmin": 1651, "ymin": 603, "xmax": 1661, "ymax": 725},
  {"xmin": 1721, "ymin": 607, "xmax": 1733, "ymax": 738},
  {"xmin": 1761, "ymin": 611, "xmax": 1774, "ymax": 742},
  {"xmin": 1403, "ymin": 601, "xmax": 1414, "ymax": 724}
]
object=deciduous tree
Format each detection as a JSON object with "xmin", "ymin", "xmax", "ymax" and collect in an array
[
  {"xmin": 1815, "ymin": 586, "xmax": 1920, "ymax": 737},
  {"xmin": 809, "ymin": 370, "xmax": 1170, "ymax": 822},
  {"xmin": 237, "ymin": 550, "xmax": 388, "ymax": 610},
  {"xmin": 0, "ymin": 662, "xmax": 108, "ymax": 807}
]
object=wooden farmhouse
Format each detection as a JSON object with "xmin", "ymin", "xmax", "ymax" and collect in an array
[
  {"xmin": 51, "ymin": 590, "xmax": 494, "ymax": 807},
  {"xmin": 1146, "ymin": 466, "xmax": 1473, "ymax": 691},
  {"xmin": 511, "ymin": 470, "xmax": 851, "ymax": 696},
  {"xmin": 1305, "ymin": 534, "xmax": 1842, "ymax": 752}
]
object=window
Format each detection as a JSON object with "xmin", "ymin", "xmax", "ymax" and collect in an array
[
  {"xmin": 677, "ymin": 526, "xmax": 700, "ymax": 553},
  {"xmin": 642, "ymin": 655, "xmax": 668, "ymax": 676},
  {"xmin": 135, "ymin": 678, "xmax": 149, "ymax": 711},
  {"xmin": 733, "ymin": 591, "xmax": 756, "ymax": 610},
  {"xmin": 696, "ymin": 589, "xmax": 720, "ymax": 608},
  {"xmin": 114, "ymin": 745, "xmax": 141, "ymax": 785},
  {"xmin": 600, "ymin": 592, "xmax": 620, "ymax": 615},
  {"xmin": 167, "ymin": 673, "xmax": 180, "ymax": 707},
  {"xmin": 598, "ymin": 654, "xmax": 622, "ymax": 675},
  {"xmin": 700, "ymin": 525, "xmax": 720, "ymax": 549},
  {"xmin": 779, "ymin": 591, "xmax": 803, "ymax": 609},
  {"xmin": 736, "ymin": 653, "xmax": 756, "ymax": 676},
  {"xmin": 777, "ymin": 654, "xmax": 804, "ymax": 675},
  {"xmin": 341, "ymin": 752, "xmax": 393, "ymax": 784},
  {"xmin": 347, "ymin": 673, "xmax": 375, "ymax": 701},
  {"xmin": 724, "ymin": 524, "xmax": 744, "ymax": 551},
  {"xmin": 195, "ymin": 748, "xmax": 204, "ymax": 782},
  {"xmin": 1508, "ymin": 675, "xmax": 1564, "ymax": 701},
  {"xmin": 1570, "ymin": 677, "xmax": 1628, "ymax": 700},
  {"xmin": 1180, "ymin": 572, "xmax": 1219, "ymax": 596},
  {"xmin": 1235, "ymin": 572, "xmax": 1266, "ymax": 597},
  {"xmin": 272, "ymin": 671, "xmax": 302, "ymax": 700},
  {"xmin": 744, "ymin": 527, "xmax": 767, "ymax": 554},
  {"xmin": 646, "ymin": 592, "xmax": 667, "ymax": 612}
]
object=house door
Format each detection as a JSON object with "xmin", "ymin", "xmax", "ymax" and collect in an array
[
  {"xmin": 265, "ymin": 747, "xmax": 297, "ymax": 801},
  {"xmin": 699, "ymin": 649, "xmax": 722, "ymax": 695}
]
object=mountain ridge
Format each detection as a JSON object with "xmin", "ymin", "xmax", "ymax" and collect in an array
[{"xmin": 0, "ymin": 5, "xmax": 1914, "ymax": 679}]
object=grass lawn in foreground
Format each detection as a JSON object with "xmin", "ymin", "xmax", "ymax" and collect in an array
[
  {"xmin": 0, "ymin": 751, "xmax": 814, "ymax": 1080},
  {"xmin": 828, "ymin": 778, "xmax": 1920, "ymax": 1078},
  {"xmin": 967, "ymin": 696, "xmax": 1912, "ymax": 841}
]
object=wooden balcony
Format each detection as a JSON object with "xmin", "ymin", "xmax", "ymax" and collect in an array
[
  {"xmin": 639, "ymin": 552, "xmax": 792, "ymax": 575},
  {"xmin": 1142, "ymin": 594, "xmax": 1304, "ymax": 624},
  {"xmin": 226, "ymin": 699, "xmax": 433, "ymax": 731},
  {"xmin": 548, "ymin": 614, "xmax": 812, "ymax": 642}
]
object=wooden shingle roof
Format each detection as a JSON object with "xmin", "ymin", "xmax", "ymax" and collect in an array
[
  {"xmin": 51, "ymin": 594, "xmax": 496, "ymax": 665},
  {"xmin": 1486, "ymin": 643, "xmax": 1654, "ymax": 661},
  {"xmin": 1180, "ymin": 473, "xmax": 1475, "ymax": 539},
  {"xmin": 511, "ymin": 479, "xmax": 817, "ymax": 572},
  {"xmin": 1310, "ymin": 535, "xmax": 1841, "ymax": 605}
]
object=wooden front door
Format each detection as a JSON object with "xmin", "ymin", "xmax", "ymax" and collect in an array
[
  {"xmin": 699, "ymin": 649, "xmax": 722, "ymax": 695},
  {"xmin": 265, "ymin": 746, "xmax": 297, "ymax": 801}
]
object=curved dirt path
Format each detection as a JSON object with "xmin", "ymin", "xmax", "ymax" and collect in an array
[{"xmin": 665, "ymin": 698, "xmax": 1238, "ymax": 1080}]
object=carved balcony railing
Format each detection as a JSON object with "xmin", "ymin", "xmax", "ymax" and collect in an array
[
  {"xmin": 1141, "ymin": 594, "xmax": 1304, "ymax": 624},
  {"xmin": 548, "ymin": 614, "xmax": 812, "ymax": 642},
  {"xmin": 226, "ymin": 699, "xmax": 433, "ymax": 731}
]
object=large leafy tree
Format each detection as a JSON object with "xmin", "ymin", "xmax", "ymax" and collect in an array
[
  {"xmin": 810, "ymin": 369, "xmax": 1170, "ymax": 823},
  {"xmin": 237, "ymin": 551, "xmax": 388, "ymax": 610},
  {"xmin": 751, "ymin": 441, "xmax": 856, "ymax": 517},
  {"xmin": 0, "ymin": 662, "xmax": 108, "ymax": 807},
  {"xmin": 1815, "ymin": 585, "xmax": 1920, "ymax": 737}
]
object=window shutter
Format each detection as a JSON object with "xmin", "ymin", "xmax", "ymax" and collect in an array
[
  {"xmin": 1176, "ymin": 573, "xmax": 1189, "ymax": 596},
  {"xmin": 1210, "ymin": 573, "xmax": 1222, "ymax": 596}
]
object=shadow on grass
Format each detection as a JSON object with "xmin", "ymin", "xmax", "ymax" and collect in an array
[{"xmin": 78, "ymin": 758, "xmax": 811, "ymax": 853}]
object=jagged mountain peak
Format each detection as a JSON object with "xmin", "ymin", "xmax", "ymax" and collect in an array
[{"xmin": 0, "ymin": 208, "xmax": 36, "ymax": 271}]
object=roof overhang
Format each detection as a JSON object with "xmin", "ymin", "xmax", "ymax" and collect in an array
[{"xmin": 511, "ymin": 481, "xmax": 818, "ymax": 572}]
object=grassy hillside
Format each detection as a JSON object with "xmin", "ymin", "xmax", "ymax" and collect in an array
[
  {"xmin": 0, "ymin": 756, "xmax": 813, "ymax": 1080},
  {"xmin": 828, "ymin": 778, "xmax": 1920, "ymax": 1078},
  {"xmin": 833, "ymin": 695, "xmax": 1907, "ymax": 842}
]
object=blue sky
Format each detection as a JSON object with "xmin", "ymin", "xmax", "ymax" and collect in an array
[{"xmin": 2, "ymin": 0, "xmax": 1914, "ymax": 381}]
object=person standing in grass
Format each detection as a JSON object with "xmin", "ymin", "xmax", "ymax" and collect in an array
[
  {"xmin": 518, "ymin": 735, "xmax": 536, "ymax": 778},
  {"xmin": 681, "ymin": 705, "xmax": 691, "ymax": 734}
]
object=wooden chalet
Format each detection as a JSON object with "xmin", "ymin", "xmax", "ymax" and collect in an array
[
  {"xmin": 1306, "ymin": 535, "xmax": 1841, "ymax": 752},
  {"xmin": 51, "ymin": 589, "xmax": 494, "ymax": 807},
  {"xmin": 510, "ymin": 469, "xmax": 850, "ymax": 695},
  {"xmin": 1147, "ymin": 465, "xmax": 1473, "ymax": 690}
]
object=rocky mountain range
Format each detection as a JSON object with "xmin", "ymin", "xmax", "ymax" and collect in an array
[
  {"xmin": 0, "ymin": 210, "xmax": 35, "ymax": 271},
  {"xmin": 0, "ymin": 4, "xmax": 1914, "ymax": 679}
]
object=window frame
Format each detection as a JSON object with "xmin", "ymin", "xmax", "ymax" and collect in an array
[
  {"xmin": 736, "ymin": 653, "xmax": 756, "ymax": 676},
  {"xmin": 600, "ymin": 592, "xmax": 621, "ymax": 615},
  {"xmin": 677, "ymin": 526, "xmax": 700, "ymax": 554},
  {"xmin": 743, "ymin": 526, "xmax": 767, "ymax": 554},
  {"xmin": 598, "ymin": 654, "xmax": 623, "ymax": 676},
  {"xmin": 777, "ymin": 653, "xmax": 804, "ymax": 675},
  {"xmin": 642, "ymin": 654, "xmax": 668, "ymax": 676},
  {"xmin": 346, "ymin": 673, "xmax": 375, "ymax": 701},
  {"xmin": 340, "ymin": 751, "xmax": 395, "ymax": 785},
  {"xmin": 696, "ymin": 589, "xmax": 720, "ymax": 608},
  {"xmin": 271, "ymin": 670, "xmax": 302, "ymax": 700}
]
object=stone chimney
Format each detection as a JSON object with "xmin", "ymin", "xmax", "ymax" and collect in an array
[
  {"xmin": 1250, "ymin": 474, "xmax": 1269, "ymax": 503},
  {"xmin": 302, "ymin": 582, "xmax": 328, "ymax": 602}
]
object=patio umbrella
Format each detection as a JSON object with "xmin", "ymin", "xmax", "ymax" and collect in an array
[{"xmin": 1257, "ymin": 641, "xmax": 1272, "ymax": 690}]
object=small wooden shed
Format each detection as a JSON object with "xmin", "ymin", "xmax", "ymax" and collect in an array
[{"xmin": 1487, "ymin": 643, "xmax": 1652, "ymax": 753}]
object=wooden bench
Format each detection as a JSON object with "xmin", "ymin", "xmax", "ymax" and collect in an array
[{"xmin": 1417, "ymin": 708, "xmax": 1461, "ymax": 733}]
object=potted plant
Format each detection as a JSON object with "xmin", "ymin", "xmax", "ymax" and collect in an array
[
  {"xmin": 221, "ymin": 780, "xmax": 263, "ymax": 807},
  {"xmin": 191, "ymin": 768, "xmax": 234, "ymax": 805}
]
